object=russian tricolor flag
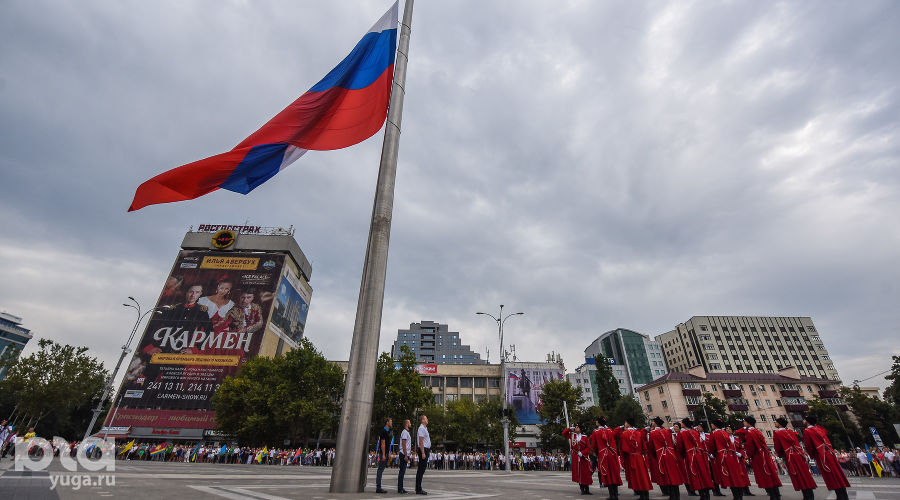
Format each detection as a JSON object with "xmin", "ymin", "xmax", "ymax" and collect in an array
[{"xmin": 129, "ymin": 2, "xmax": 399, "ymax": 211}]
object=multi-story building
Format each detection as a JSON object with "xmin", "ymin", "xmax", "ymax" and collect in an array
[
  {"xmin": 579, "ymin": 328, "xmax": 667, "ymax": 400},
  {"xmin": 332, "ymin": 358, "xmax": 565, "ymax": 451},
  {"xmin": 390, "ymin": 321, "xmax": 485, "ymax": 364},
  {"xmin": 635, "ymin": 365, "xmax": 848, "ymax": 443},
  {"xmin": 0, "ymin": 312, "xmax": 33, "ymax": 380},
  {"xmin": 658, "ymin": 316, "xmax": 840, "ymax": 381}
]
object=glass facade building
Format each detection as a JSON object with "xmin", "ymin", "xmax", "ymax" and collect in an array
[{"xmin": 0, "ymin": 312, "xmax": 33, "ymax": 380}]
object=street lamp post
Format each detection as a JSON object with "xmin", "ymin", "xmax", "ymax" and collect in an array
[
  {"xmin": 476, "ymin": 304, "xmax": 523, "ymax": 473},
  {"xmin": 81, "ymin": 297, "xmax": 159, "ymax": 444}
]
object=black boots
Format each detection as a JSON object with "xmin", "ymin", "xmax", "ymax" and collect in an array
[
  {"xmin": 607, "ymin": 485, "xmax": 619, "ymax": 500},
  {"xmin": 713, "ymin": 485, "xmax": 725, "ymax": 497},
  {"xmin": 700, "ymin": 489, "xmax": 712, "ymax": 500},
  {"xmin": 800, "ymin": 489, "xmax": 814, "ymax": 500},
  {"xmin": 744, "ymin": 486, "xmax": 754, "ymax": 497},
  {"xmin": 730, "ymin": 487, "xmax": 744, "ymax": 500},
  {"xmin": 763, "ymin": 487, "xmax": 781, "ymax": 500},
  {"xmin": 638, "ymin": 492, "xmax": 650, "ymax": 500},
  {"xmin": 688, "ymin": 487, "xmax": 699, "ymax": 497},
  {"xmin": 580, "ymin": 484, "xmax": 593, "ymax": 495},
  {"xmin": 835, "ymin": 488, "xmax": 848, "ymax": 500}
]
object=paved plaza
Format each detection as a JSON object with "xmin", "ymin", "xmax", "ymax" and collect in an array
[{"xmin": 2, "ymin": 459, "xmax": 899, "ymax": 500}]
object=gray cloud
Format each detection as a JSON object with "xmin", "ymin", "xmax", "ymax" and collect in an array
[{"xmin": 1, "ymin": 0, "xmax": 898, "ymax": 393}]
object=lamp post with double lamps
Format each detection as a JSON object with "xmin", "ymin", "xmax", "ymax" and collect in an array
[
  {"xmin": 82, "ymin": 297, "xmax": 160, "ymax": 444},
  {"xmin": 476, "ymin": 304, "xmax": 524, "ymax": 472}
]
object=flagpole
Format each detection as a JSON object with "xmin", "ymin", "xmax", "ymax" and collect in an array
[{"xmin": 330, "ymin": 0, "xmax": 414, "ymax": 493}]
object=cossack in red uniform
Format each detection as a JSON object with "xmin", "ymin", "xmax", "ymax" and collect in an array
[
  {"xmin": 772, "ymin": 421, "xmax": 816, "ymax": 500},
  {"xmin": 707, "ymin": 422, "xmax": 749, "ymax": 498},
  {"xmin": 741, "ymin": 417, "xmax": 782, "ymax": 500},
  {"xmin": 801, "ymin": 416, "xmax": 849, "ymax": 500},
  {"xmin": 562, "ymin": 426, "xmax": 594, "ymax": 494},
  {"xmin": 590, "ymin": 418, "xmax": 623, "ymax": 500},
  {"xmin": 675, "ymin": 421, "xmax": 714, "ymax": 497},
  {"xmin": 648, "ymin": 418, "xmax": 684, "ymax": 500},
  {"xmin": 620, "ymin": 421, "xmax": 652, "ymax": 500}
]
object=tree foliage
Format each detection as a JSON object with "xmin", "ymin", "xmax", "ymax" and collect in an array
[
  {"xmin": 840, "ymin": 386, "xmax": 899, "ymax": 447},
  {"xmin": 536, "ymin": 379, "xmax": 584, "ymax": 450},
  {"xmin": 212, "ymin": 338, "xmax": 343, "ymax": 446},
  {"xmin": 372, "ymin": 346, "xmax": 435, "ymax": 430},
  {"xmin": 416, "ymin": 397, "xmax": 517, "ymax": 451},
  {"xmin": 884, "ymin": 355, "xmax": 900, "ymax": 408},
  {"xmin": 805, "ymin": 397, "xmax": 862, "ymax": 450},
  {"xmin": 608, "ymin": 395, "xmax": 648, "ymax": 429},
  {"xmin": 0, "ymin": 338, "xmax": 108, "ymax": 439},
  {"xmin": 593, "ymin": 358, "xmax": 622, "ymax": 410}
]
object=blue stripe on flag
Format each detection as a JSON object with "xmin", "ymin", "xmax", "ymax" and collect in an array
[{"xmin": 220, "ymin": 143, "xmax": 289, "ymax": 194}]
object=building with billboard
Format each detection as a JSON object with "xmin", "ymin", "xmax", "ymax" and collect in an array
[
  {"xmin": 390, "ymin": 320, "xmax": 485, "ymax": 364},
  {"xmin": 105, "ymin": 224, "xmax": 313, "ymax": 441},
  {"xmin": 0, "ymin": 312, "xmax": 33, "ymax": 380},
  {"xmin": 657, "ymin": 316, "xmax": 840, "ymax": 381},
  {"xmin": 331, "ymin": 357, "xmax": 566, "ymax": 451}
]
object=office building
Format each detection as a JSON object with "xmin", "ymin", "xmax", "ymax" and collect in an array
[
  {"xmin": 0, "ymin": 312, "xmax": 33, "ymax": 380},
  {"xmin": 658, "ymin": 316, "xmax": 840, "ymax": 381},
  {"xmin": 577, "ymin": 328, "xmax": 667, "ymax": 401},
  {"xmin": 636, "ymin": 365, "xmax": 848, "ymax": 443},
  {"xmin": 390, "ymin": 320, "xmax": 485, "ymax": 364}
]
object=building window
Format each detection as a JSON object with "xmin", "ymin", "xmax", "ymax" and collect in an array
[
  {"xmin": 644, "ymin": 391, "xmax": 650, "ymax": 400},
  {"xmin": 488, "ymin": 378, "xmax": 500, "ymax": 388},
  {"xmin": 445, "ymin": 377, "xmax": 458, "ymax": 387},
  {"xmin": 474, "ymin": 377, "xmax": 486, "ymax": 388},
  {"xmin": 647, "ymin": 404, "xmax": 653, "ymax": 412},
  {"xmin": 710, "ymin": 363, "xmax": 722, "ymax": 370},
  {"xmin": 658, "ymin": 386, "xmax": 665, "ymax": 394},
  {"xmin": 662, "ymin": 400, "xmax": 668, "ymax": 409},
  {"xmin": 434, "ymin": 394, "xmax": 443, "ymax": 405}
]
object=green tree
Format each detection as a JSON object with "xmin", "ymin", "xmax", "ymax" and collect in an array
[
  {"xmin": 0, "ymin": 338, "xmax": 108, "ymax": 439},
  {"xmin": 212, "ymin": 338, "xmax": 343, "ymax": 446},
  {"xmin": 475, "ymin": 396, "xmax": 518, "ymax": 449},
  {"xmin": 593, "ymin": 358, "xmax": 622, "ymax": 410},
  {"xmin": 691, "ymin": 393, "xmax": 729, "ymax": 429},
  {"xmin": 884, "ymin": 355, "xmax": 900, "ymax": 407},
  {"xmin": 536, "ymin": 379, "xmax": 584, "ymax": 450},
  {"xmin": 841, "ymin": 386, "xmax": 899, "ymax": 447},
  {"xmin": 445, "ymin": 398, "xmax": 480, "ymax": 450},
  {"xmin": 372, "ymin": 345, "xmax": 435, "ymax": 431},
  {"xmin": 608, "ymin": 395, "xmax": 647, "ymax": 428},
  {"xmin": 805, "ymin": 398, "xmax": 862, "ymax": 450}
]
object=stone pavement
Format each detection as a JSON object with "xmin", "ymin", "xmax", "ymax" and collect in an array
[{"xmin": 2, "ymin": 457, "xmax": 899, "ymax": 500}]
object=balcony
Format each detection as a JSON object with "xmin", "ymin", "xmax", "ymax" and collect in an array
[
  {"xmin": 728, "ymin": 404, "xmax": 749, "ymax": 412},
  {"xmin": 780, "ymin": 390, "xmax": 801, "ymax": 397},
  {"xmin": 818, "ymin": 390, "xmax": 838, "ymax": 398},
  {"xmin": 682, "ymin": 389, "xmax": 702, "ymax": 397},
  {"xmin": 723, "ymin": 389, "xmax": 742, "ymax": 397},
  {"xmin": 784, "ymin": 404, "xmax": 809, "ymax": 412}
]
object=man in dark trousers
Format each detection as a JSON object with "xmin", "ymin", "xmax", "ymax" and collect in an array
[
  {"xmin": 375, "ymin": 418, "xmax": 393, "ymax": 494},
  {"xmin": 416, "ymin": 415, "xmax": 431, "ymax": 495},
  {"xmin": 398, "ymin": 419, "xmax": 412, "ymax": 494}
]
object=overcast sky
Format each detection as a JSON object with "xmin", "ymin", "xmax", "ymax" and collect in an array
[{"xmin": 2, "ymin": 1, "xmax": 898, "ymax": 395}]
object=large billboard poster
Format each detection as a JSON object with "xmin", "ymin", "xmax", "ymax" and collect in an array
[
  {"xmin": 505, "ymin": 363, "xmax": 565, "ymax": 425},
  {"xmin": 117, "ymin": 251, "xmax": 284, "ymax": 415},
  {"xmin": 269, "ymin": 270, "xmax": 311, "ymax": 345}
]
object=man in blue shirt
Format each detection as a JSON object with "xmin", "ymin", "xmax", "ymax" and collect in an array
[{"xmin": 376, "ymin": 418, "xmax": 393, "ymax": 494}]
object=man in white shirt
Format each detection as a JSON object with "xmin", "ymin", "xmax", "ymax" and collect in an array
[
  {"xmin": 416, "ymin": 415, "xmax": 431, "ymax": 495},
  {"xmin": 398, "ymin": 419, "xmax": 412, "ymax": 494}
]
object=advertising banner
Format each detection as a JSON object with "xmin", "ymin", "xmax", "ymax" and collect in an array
[
  {"xmin": 269, "ymin": 270, "xmax": 311, "ymax": 345},
  {"xmin": 116, "ymin": 251, "xmax": 284, "ymax": 413},
  {"xmin": 505, "ymin": 364, "xmax": 565, "ymax": 425}
]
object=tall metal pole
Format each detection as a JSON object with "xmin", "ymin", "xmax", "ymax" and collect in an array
[
  {"xmin": 82, "ymin": 298, "xmax": 153, "ymax": 443},
  {"xmin": 499, "ymin": 305, "xmax": 510, "ymax": 473},
  {"xmin": 477, "ymin": 305, "xmax": 523, "ymax": 473},
  {"xmin": 330, "ymin": 0, "xmax": 414, "ymax": 492}
]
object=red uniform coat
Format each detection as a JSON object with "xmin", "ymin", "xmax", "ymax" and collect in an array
[
  {"xmin": 802, "ymin": 425, "xmax": 849, "ymax": 490},
  {"xmin": 620, "ymin": 428, "xmax": 652, "ymax": 492},
  {"xmin": 563, "ymin": 428, "xmax": 593, "ymax": 485},
  {"xmin": 707, "ymin": 429, "xmax": 750, "ymax": 488},
  {"xmin": 590, "ymin": 426, "xmax": 623, "ymax": 486},
  {"xmin": 612, "ymin": 426, "xmax": 629, "ymax": 484},
  {"xmin": 672, "ymin": 431, "xmax": 692, "ymax": 488},
  {"xmin": 731, "ymin": 431, "xmax": 752, "ymax": 488},
  {"xmin": 772, "ymin": 428, "xmax": 816, "ymax": 491},
  {"xmin": 649, "ymin": 427, "xmax": 684, "ymax": 486},
  {"xmin": 676, "ymin": 428, "xmax": 714, "ymax": 490},
  {"xmin": 742, "ymin": 427, "xmax": 782, "ymax": 488}
]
